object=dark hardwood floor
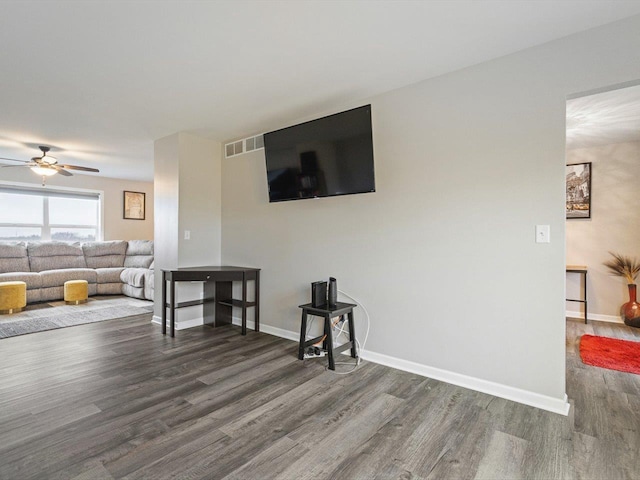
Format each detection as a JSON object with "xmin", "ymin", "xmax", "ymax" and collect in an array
[{"xmin": 0, "ymin": 314, "xmax": 639, "ymax": 479}]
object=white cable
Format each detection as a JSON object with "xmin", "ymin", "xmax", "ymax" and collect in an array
[
  {"xmin": 305, "ymin": 316, "xmax": 316, "ymax": 340},
  {"xmin": 337, "ymin": 289, "xmax": 370, "ymax": 354},
  {"xmin": 325, "ymin": 290, "xmax": 370, "ymax": 375}
]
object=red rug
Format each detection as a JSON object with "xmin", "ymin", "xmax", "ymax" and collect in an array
[{"xmin": 579, "ymin": 334, "xmax": 640, "ymax": 375}]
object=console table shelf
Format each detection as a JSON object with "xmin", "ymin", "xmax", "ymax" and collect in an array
[
  {"xmin": 217, "ymin": 299, "xmax": 257, "ymax": 308},
  {"xmin": 162, "ymin": 266, "xmax": 260, "ymax": 337},
  {"xmin": 164, "ymin": 298, "xmax": 216, "ymax": 309}
]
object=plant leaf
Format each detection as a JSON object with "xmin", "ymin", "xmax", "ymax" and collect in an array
[{"xmin": 603, "ymin": 251, "xmax": 640, "ymax": 284}]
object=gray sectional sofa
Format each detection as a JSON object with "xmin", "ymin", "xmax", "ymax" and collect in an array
[{"xmin": 0, "ymin": 240, "xmax": 154, "ymax": 303}]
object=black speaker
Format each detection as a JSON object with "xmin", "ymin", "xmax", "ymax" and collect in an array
[
  {"xmin": 328, "ymin": 277, "xmax": 337, "ymax": 308},
  {"xmin": 311, "ymin": 281, "xmax": 327, "ymax": 308}
]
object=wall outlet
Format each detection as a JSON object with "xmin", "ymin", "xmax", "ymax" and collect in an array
[{"xmin": 184, "ymin": 230, "xmax": 191, "ymax": 240}]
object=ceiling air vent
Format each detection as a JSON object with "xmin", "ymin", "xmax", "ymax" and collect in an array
[{"xmin": 225, "ymin": 134, "xmax": 264, "ymax": 158}]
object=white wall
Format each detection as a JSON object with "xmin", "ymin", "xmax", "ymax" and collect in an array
[
  {"xmin": 0, "ymin": 168, "xmax": 153, "ymax": 240},
  {"xmin": 220, "ymin": 15, "xmax": 640, "ymax": 413},
  {"xmin": 154, "ymin": 133, "xmax": 181, "ymax": 273},
  {"xmin": 153, "ymin": 132, "xmax": 222, "ymax": 322},
  {"xmin": 177, "ymin": 133, "xmax": 223, "ymax": 268},
  {"xmin": 566, "ymin": 141, "xmax": 640, "ymax": 321}
]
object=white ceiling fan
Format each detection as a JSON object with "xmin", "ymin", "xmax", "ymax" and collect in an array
[{"xmin": 0, "ymin": 146, "xmax": 99, "ymax": 185}]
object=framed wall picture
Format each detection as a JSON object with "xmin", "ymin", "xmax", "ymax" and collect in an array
[
  {"xmin": 123, "ymin": 191, "xmax": 145, "ymax": 220},
  {"xmin": 566, "ymin": 162, "xmax": 591, "ymax": 219}
]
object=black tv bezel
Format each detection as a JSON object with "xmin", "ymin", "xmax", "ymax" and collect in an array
[{"xmin": 263, "ymin": 104, "xmax": 375, "ymax": 203}]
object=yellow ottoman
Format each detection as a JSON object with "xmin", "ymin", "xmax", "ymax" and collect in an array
[
  {"xmin": 64, "ymin": 280, "xmax": 89, "ymax": 305},
  {"xmin": 0, "ymin": 281, "xmax": 27, "ymax": 314}
]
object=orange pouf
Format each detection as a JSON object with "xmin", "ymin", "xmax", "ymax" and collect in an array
[{"xmin": 579, "ymin": 334, "xmax": 640, "ymax": 375}]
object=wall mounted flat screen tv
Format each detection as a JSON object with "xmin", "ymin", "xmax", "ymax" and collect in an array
[{"xmin": 263, "ymin": 105, "xmax": 375, "ymax": 202}]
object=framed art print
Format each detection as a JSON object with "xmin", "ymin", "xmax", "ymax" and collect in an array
[
  {"xmin": 566, "ymin": 162, "xmax": 591, "ymax": 219},
  {"xmin": 123, "ymin": 191, "xmax": 145, "ymax": 220}
]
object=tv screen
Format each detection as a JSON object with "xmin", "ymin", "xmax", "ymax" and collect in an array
[{"xmin": 263, "ymin": 105, "xmax": 375, "ymax": 202}]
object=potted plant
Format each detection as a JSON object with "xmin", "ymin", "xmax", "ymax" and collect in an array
[{"xmin": 603, "ymin": 252, "xmax": 640, "ymax": 327}]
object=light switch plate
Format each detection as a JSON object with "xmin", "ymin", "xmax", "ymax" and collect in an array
[
  {"xmin": 536, "ymin": 225, "xmax": 550, "ymax": 243},
  {"xmin": 184, "ymin": 230, "xmax": 191, "ymax": 240}
]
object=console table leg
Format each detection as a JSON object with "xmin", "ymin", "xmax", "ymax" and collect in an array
[
  {"xmin": 170, "ymin": 279, "xmax": 175, "ymax": 338},
  {"xmin": 298, "ymin": 311, "xmax": 308, "ymax": 360},
  {"xmin": 325, "ymin": 314, "xmax": 335, "ymax": 370},
  {"xmin": 254, "ymin": 271, "xmax": 260, "ymax": 332},
  {"xmin": 347, "ymin": 310, "xmax": 357, "ymax": 359},
  {"xmin": 241, "ymin": 272, "xmax": 247, "ymax": 335},
  {"xmin": 584, "ymin": 272, "xmax": 588, "ymax": 324},
  {"xmin": 161, "ymin": 272, "xmax": 167, "ymax": 335}
]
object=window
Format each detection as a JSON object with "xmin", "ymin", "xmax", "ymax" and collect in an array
[{"xmin": 0, "ymin": 185, "xmax": 102, "ymax": 242}]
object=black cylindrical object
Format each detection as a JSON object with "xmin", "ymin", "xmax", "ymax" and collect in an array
[{"xmin": 328, "ymin": 277, "xmax": 337, "ymax": 308}]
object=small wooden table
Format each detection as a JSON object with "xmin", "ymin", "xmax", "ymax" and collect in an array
[
  {"xmin": 566, "ymin": 265, "xmax": 587, "ymax": 324},
  {"xmin": 298, "ymin": 302, "xmax": 358, "ymax": 371}
]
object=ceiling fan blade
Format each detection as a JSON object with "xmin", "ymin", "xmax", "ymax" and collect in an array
[
  {"xmin": 59, "ymin": 164, "xmax": 100, "ymax": 173},
  {"xmin": 52, "ymin": 166, "xmax": 73, "ymax": 176},
  {"xmin": 0, "ymin": 157, "xmax": 29, "ymax": 163},
  {"xmin": 0, "ymin": 164, "xmax": 30, "ymax": 168}
]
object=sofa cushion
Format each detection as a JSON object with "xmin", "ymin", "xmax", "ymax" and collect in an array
[
  {"xmin": 144, "ymin": 269, "xmax": 154, "ymax": 301},
  {"xmin": 96, "ymin": 267, "xmax": 125, "ymax": 284},
  {"xmin": 28, "ymin": 241, "xmax": 87, "ymax": 272},
  {"xmin": 82, "ymin": 241, "xmax": 127, "ymax": 268},
  {"xmin": 120, "ymin": 268, "xmax": 146, "ymax": 288},
  {"xmin": 97, "ymin": 283, "xmax": 123, "ymax": 295},
  {"xmin": 0, "ymin": 272, "xmax": 42, "ymax": 290},
  {"xmin": 0, "ymin": 242, "xmax": 30, "ymax": 273},
  {"xmin": 122, "ymin": 284, "xmax": 145, "ymax": 299},
  {"xmin": 124, "ymin": 240, "xmax": 154, "ymax": 268},
  {"xmin": 39, "ymin": 268, "xmax": 97, "ymax": 288}
]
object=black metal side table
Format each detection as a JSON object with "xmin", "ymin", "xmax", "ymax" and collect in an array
[{"xmin": 298, "ymin": 302, "xmax": 358, "ymax": 370}]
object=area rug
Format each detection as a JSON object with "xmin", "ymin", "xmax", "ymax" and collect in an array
[
  {"xmin": 0, "ymin": 296, "xmax": 153, "ymax": 339},
  {"xmin": 579, "ymin": 334, "xmax": 640, "ymax": 375}
]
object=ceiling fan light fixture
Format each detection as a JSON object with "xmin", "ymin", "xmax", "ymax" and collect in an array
[{"xmin": 30, "ymin": 165, "xmax": 58, "ymax": 177}]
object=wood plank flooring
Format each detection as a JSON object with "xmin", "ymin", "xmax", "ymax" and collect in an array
[{"xmin": 0, "ymin": 314, "xmax": 639, "ymax": 479}]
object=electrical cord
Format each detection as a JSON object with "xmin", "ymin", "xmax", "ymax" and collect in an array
[
  {"xmin": 337, "ymin": 289, "xmax": 370, "ymax": 354},
  {"xmin": 326, "ymin": 290, "xmax": 371, "ymax": 374}
]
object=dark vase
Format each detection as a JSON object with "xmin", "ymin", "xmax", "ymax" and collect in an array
[{"xmin": 622, "ymin": 284, "xmax": 640, "ymax": 327}]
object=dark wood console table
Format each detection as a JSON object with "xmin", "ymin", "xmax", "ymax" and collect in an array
[{"xmin": 161, "ymin": 266, "xmax": 260, "ymax": 337}]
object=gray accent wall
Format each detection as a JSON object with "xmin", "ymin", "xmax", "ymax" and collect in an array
[{"xmin": 220, "ymin": 15, "xmax": 640, "ymax": 404}]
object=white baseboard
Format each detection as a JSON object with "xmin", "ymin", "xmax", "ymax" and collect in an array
[
  {"xmin": 151, "ymin": 315, "xmax": 204, "ymax": 330},
  {"xmin": 566, "ymin": 310, "xmax": 623, "ymax": 324},
  {"xmin": 360, "ymin": 349, "xmax": 570, "ymax": 416},
  {"xmin": 231, "ymin": 317, "xmax": 299, "ymax": 341},
  {"xmin": 151, "ymin": 315, "xmax": 300, "ymax": 338}
]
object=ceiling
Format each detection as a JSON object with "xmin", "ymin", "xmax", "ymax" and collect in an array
[
  {"xmin": 2, "ymin": 1, "xmax": 640, "ymax": 182},
  {"xmin": 566, "ymin": 84, "xmax": 640, "ymax": 150}
]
